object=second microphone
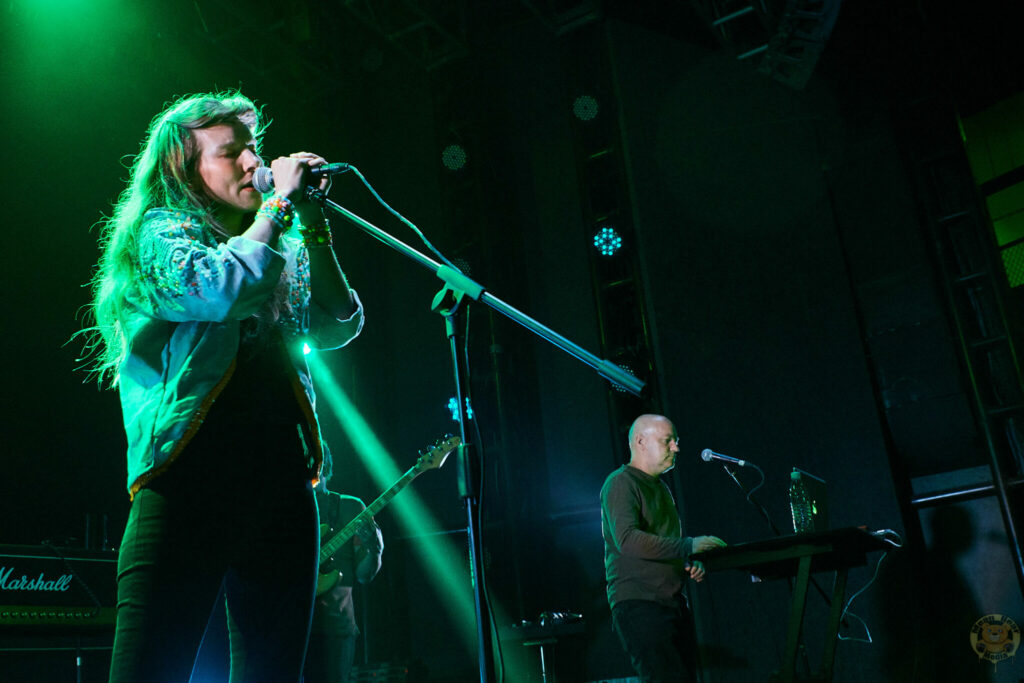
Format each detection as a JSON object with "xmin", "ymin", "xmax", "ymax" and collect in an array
[{"xmin": 700, "ymin": 449, "xmax": 749, "ymax": 467}]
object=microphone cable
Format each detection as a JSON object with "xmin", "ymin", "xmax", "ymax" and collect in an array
[
  {"xmin": 838, "ymin": 530, "xmax": 904, "ymax": 644},
  {"xmin": 343, "ymin": 164, "xmax": 463, "ymax": 274}
]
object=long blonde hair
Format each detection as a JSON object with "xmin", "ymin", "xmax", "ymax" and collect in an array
[{"xmin": 79, "ymin": 91, "xmax": 270, "ymax": 387}]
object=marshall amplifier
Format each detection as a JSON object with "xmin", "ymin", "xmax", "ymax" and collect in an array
[{"xmin": 0, "ymin": 544, "xmax": 117, "ymax": 630}]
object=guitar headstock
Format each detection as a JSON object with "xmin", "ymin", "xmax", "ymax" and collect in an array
[{"xmin": 416, "ymin": 435, "xmax": 461, "ymax": 471}]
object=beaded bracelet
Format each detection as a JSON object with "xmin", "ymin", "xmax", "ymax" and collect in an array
[
  {"xmin": 256, "ymin": 195, "xmax": 294, "ymax": 232},
  {"xmin": 299, "ymin": 218, "xmax": 333, "ymax": 248}
]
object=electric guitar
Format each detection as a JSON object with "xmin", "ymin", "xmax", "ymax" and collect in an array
[{"xmin": 315, "ymin": 434, "xmax": 460, "ymax": 595}]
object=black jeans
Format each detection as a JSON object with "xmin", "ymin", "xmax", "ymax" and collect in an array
[
  {"xmin": 611, "ymin": 597, "xmax": 698, "ymax": 683},
  {"xmin": 108, "ymin": 422, "xmax": 319, "ymax": 683}
]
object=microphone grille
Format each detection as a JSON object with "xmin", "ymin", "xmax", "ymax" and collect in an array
[
  {"xmin": 700, "ymin": 449, "xmax": 713, "ymax": 462},
  {"xmin": 252, "ymin": 167, "xmax": 274, "ymax": 194}
]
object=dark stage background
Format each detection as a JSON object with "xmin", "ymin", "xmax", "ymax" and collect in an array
[{"xmin": 3, "ymin": 1, "xmax": 1024, "ymax": 682}]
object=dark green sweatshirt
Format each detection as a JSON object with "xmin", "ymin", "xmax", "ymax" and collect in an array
[{"xmin": 601, "ymin": 464, "xmax": 694, "ymax": 607}]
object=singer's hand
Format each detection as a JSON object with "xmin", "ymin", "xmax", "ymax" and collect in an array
[
  {"xmin": 288, "ymin": 152, "xmax": 331, "ymax": 224},
  {"xmin": 685, "ymin": 561, "xmax": 707, "ymax": 582},
  {"xmin": 693, "ymin": 535, "xmax": 727, "ymax": 553},
  {"xmin": 289, "ymin": 152, "xmax": 333, "ymax": 192},
  {"xmin": 267, "ymin": 156, "xmax": 310, "ymax": 204}
]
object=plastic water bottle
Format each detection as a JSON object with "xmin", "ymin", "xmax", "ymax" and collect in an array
[{"xmin": 789, "ymin": 471, "xmax": 814, "ymax": 533}]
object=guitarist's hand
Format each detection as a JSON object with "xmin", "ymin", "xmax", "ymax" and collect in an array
[
  {"xmin": 355, "ymin": 519, "xmax": 384, "ymax": 584},
  {"xmin": 355, "ymin": 519, "xmax": 383, "ymax": 555}
]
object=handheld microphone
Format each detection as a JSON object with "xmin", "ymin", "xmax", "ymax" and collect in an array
[
  {"xmin": 700, "ymin": 448, "xmax": 748, "ymax": 467},
  {"xmin": 252, "ymin": 163, "xmax": 351, "ymax": 193}
]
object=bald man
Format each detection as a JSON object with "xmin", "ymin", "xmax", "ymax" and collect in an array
[{"xmin": 601, "ymin": 414, "xmax": 726, "ymax": 682}]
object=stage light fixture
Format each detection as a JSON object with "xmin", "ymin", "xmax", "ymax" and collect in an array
[
  {"xmin": 610, "ymin": 364, "xmax": 639, "ymax": 394},
  {"xmin": 573, "ymin": 94, "xmax": 599, "ymax": 121},
  {"xmin": 441, "ymin": 144, "xmax": 467, "ymax": 171},
  {"xmin": 593, "ymin": 226, "xmax": 623, "ymax": 256},
  {"xmin": 447, "ymin": 397, "xmax": 474, "ymax": 422}
]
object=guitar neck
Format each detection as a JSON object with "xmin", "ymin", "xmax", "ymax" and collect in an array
[{"xmin": 319, "ymin": 465, "xmax": 422, "ymax": 561}]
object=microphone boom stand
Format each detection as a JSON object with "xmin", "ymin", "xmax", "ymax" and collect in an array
[{"xmin": 310, "ymin": 191, "xmax": 645, "ymax": 683}]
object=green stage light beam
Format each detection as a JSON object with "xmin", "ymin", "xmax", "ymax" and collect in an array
[
  {"xmin": 307, "ymin": 352, "xmax": 533, "ymax": 680},
  {"xmin": 306, "ymin": 350, "xmax": 480, "ymax": 654}
]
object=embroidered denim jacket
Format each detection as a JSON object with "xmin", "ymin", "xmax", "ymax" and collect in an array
[{"xmin": 117, "ymin": 208, "xmax": 363, "ymax": 496}]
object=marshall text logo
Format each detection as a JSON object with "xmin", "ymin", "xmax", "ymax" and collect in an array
[{"xmin": 0, "ymin": 566, "xmax": 74, "ymax": 592}]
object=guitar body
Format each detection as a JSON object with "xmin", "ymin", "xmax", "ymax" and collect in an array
[{"xmin": 316, "ymin": 569, "xmax": 342, "ymax": 596}]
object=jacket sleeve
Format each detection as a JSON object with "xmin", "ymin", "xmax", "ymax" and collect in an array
[
  {"xmin": 602, "ymin": 475, "xmax": 692, "ymax": 561},
  {"xmin": 307, "ymin": 291, "xmax": 364, "ymax": 350},
  {"xmin": 128, "ymin": 212, "xmax": 285, "ymax": 322},
  {"xmin": 278, "ymin": 235, "xmax": 364, "ymax": 349}
]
